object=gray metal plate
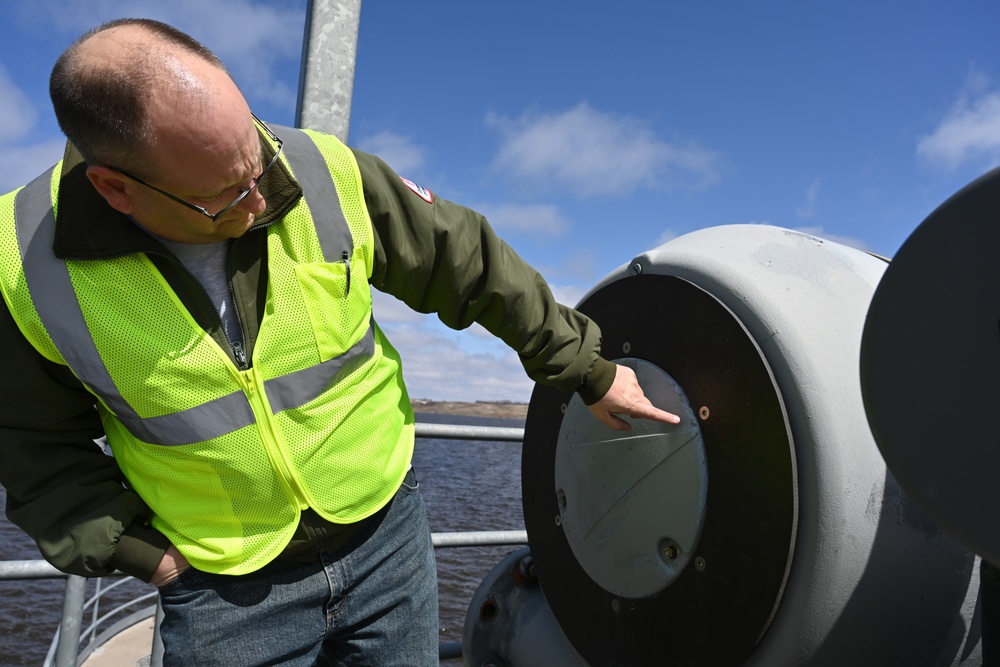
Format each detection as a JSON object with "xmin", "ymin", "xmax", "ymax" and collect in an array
[{"xmin": 555, "ymin": 359, "xmax": 707, "ymax": 598}]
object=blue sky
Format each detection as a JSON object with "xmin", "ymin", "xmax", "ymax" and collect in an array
[{"xmin": 2, "ymin": 1, "xmax": 999, "ymax": 402}]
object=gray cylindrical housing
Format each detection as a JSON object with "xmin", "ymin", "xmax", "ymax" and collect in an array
[{"xmin": 509, "ymin": 224, "xmax": 980, "ymax": 665}]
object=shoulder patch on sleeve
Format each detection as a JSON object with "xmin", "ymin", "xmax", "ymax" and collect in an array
[{"xmin": 400, "ymin": 177, "xmax": 434, "ymax": 203}]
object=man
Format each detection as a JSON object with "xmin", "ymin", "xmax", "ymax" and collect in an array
[{"xmin": 0, "ymin": 18, "xmax": 677, "ymax": 666}]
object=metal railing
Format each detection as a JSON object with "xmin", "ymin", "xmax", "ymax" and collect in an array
[{"xmin": 0, "ymin": 420, "xmax": 526, "ymax": 667}]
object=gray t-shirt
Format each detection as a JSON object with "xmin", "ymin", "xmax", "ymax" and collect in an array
[{"xmin": 157, "ymin": 238, "xmax": 244, "ymax": 358}]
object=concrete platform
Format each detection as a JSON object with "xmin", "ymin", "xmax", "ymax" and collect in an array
[{"xmin": 80, "ymin": 616, "xmax": 154, "ymax": 667}]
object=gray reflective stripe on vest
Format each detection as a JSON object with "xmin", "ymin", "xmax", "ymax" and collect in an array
[
  {"xmin": 264, "ymin": 323, "xmax": 375, "ymax": 414},
  {"xmin": 14, "ymin": 167, "xmax": 154, "ymax": 430},
  {"xmin": 275, "ymin": 124, "xmax": 353, "ymax": 262},
  {"xmin": 14, "ymin": 130, "xmax": 372, "ymax": 446}
]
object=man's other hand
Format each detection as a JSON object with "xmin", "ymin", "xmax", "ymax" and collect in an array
[{"xmin": 151, "ymin": 544, "xmax": 190, "ymax": 587}]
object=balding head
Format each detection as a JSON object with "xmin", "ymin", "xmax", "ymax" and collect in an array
[{"xmin": 50, "ymin": 19, "xmax": 235, "ymax": 174}]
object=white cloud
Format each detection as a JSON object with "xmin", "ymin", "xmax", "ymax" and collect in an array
[
  {"xmin": 372, "ymin": 289, "xmax": 543, "ymax": 401},
  {"xmin": 0, "ymin": 139, "xmax": 67, "ymax": 194},
  {"xmin": 796, "ymin": 178, "xmax": 821, "ymax": 219},
  {"xmin": 0, "ymin": 63, "xmax": 64, "ymax": 193},
  {"xmin": 549, "ymin": 283, "xmax": 588, "ymax": 310},
  {"xmin": 653, "ymin": 228, "xmax": 679, "ymax": 248},
  {"xmin": 356, "ymin": 131, "xmax": 428, "ymax": 176},
  {"xmin": 2, "ymin": 1, "xmax": 306, "ymax": 193},
  {"xmin": 531, "ymin": 247, "xmax": 601, "ymax": 288},
  {"xmin": 374, "ymin": 282, "xmax": 590, "ymax": 401},
  {"xmin": 555, "ymin": 248, "xmax": 599, "ymax": 284},
  {"xmin": 487, "ymin": 102, "xmax": 722, "ymax": 197},
  {"xmin": 379, "ymin": 321, "xmax": 533, "ymax": 402},
  {"xmin": 14, "ymin": 0, "xmax": 305, "ymax": 111},
  {"xmin": 917, "ymin": 70, "xmax": 1000, "ymax": 171},
  {"xmin": 371, "ymin": 290, "xmax": 430, "ymax": 325},
  {"xmin": 473, "ymin": 203, "xmax": 569, "ymax": 237},
  {"xmin": 0, "ymin": 65, "xmax": 37, "ymax": 143}
]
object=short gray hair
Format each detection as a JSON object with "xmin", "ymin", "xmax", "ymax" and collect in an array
[{"xmin": 49, "ymin": 18, "xmax": 228, "ymax": 171}]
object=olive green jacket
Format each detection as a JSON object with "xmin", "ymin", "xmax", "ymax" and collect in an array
[{"xmin": 0, "ymin": 129, "xmax": 615, "ymax": 582}]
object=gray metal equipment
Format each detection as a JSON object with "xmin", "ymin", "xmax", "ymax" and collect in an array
[
  {"xmin": 464, "ymin": 225, "xmax": 982, "ymax": 666},
  {"xmin": 861, "ymin": 166, "xmax": 1000, "ymax": 663},
  {"xmin": 861, "ymin": 165, "xmax": 1000, "ymax": 567}
]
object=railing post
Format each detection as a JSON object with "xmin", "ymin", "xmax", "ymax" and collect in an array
[
  {"xmin": 85, "ymin": 577, "xmax": 102, "ymax": 647},
  {"xmin": 151, "ymin": 597, "xmax": 165, "ymax": 667},
  {"xmin": 295, "ymin": 0, "xmax": 362, "ymax": 141},
  {"xmin": 54, "ymin": 575, "xmax": 86, "ymax": 667}
]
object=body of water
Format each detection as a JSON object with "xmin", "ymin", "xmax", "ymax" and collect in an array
[{"xmin": 0, "ymin": 412, "xmax": 525, "ymax": 666}]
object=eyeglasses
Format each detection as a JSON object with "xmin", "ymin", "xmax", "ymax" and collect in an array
[{"xmin": 107, "ymin": 114, "xmax": 283, "ymax": 222}]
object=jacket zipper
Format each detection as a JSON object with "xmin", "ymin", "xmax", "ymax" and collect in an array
[
  {"xmin": 232, "ymin": 340, "xmax": 247, "ymax": 368},
  {"xmin": 225, "ymin": 250, "xmax": 250, "ymax": 371},
  {"xmin": 147, "ymin": 248, "xmax": 249, "ymax": 371}
]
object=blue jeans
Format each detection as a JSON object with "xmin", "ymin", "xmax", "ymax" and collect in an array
[{"xmin": 158, "ymin": 470, "xmax": 439, "ymax": 666}]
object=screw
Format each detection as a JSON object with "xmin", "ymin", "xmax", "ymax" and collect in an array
[
  {"xmin": 516, "ymin": 556, "xmax": 537, "ymax": 584},
  {"xmin": 554, "ymin": 515, "xmax": 562, "ymax": 526},
  {"xmin": 623, "ymin": 342, "xmax": 631, "ymax": 354},
  {"xmin": 632, "ymin": 263, "xmax": 643, "ymax": 275},
  {"xmin": 663, "ymin": 545, "xmax": 678, "ymax": 560},
  {"xmin": 695, "ymin": 557, "xmax": 706, "ymax": 571}
]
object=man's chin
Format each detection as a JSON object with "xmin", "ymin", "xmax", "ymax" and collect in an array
[{"xmin": 221, "ymin": 214, "xmax": 255, "ymax": 237}]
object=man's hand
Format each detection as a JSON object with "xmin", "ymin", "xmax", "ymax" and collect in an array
[
  {"xmin": 151, "ymin": 544, "xmax": 190, "ymax": 587},
  {"xmin": 587, "ymin": 363, "xmax": 681, "ymax": 431}
]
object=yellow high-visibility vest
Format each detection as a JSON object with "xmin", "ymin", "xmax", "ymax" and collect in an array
[{"xmin": 0, "ymin": 127, "xmax": 414, "ymax": 575}]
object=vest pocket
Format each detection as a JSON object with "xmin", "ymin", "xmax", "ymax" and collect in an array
[{"xmin": 293, "ymin": 260, "xmax": 370, "ymax": 362}]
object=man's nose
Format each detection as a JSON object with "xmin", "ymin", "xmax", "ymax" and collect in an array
[{"xmin": 237, "ymin": 187, "xmax": 267, "ymax": 215}]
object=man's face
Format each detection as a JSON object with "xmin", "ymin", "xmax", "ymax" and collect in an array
[{"xmin": 125, "ymin": 109, "xmax": 269, "ymax": 244}]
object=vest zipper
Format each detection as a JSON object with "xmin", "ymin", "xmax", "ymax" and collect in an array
[
  {"xmin": 241, "ymin": 366, "xmax": 311, "ymax": 510},
  {"xmin": 151, "ymin": 239, "xmax": 308, "ymax": 506}
]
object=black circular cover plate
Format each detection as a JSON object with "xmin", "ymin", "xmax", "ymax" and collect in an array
[
  {"xmin": 861, "ymin": 165, "xmax": 1000, "ymax": 565},
  {"xmin": 522, "ymin": 274, "xmax": 797, "ymax": 666}
]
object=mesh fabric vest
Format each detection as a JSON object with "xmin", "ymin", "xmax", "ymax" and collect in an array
[{"xmin": 0, "ymin": 128, "xmax": 415, "ymax": 575}]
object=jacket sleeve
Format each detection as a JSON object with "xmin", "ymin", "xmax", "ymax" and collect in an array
[
  {"xmin": 0, "ymin": 299, "xmax": 171, "ymax": 581},
  {"xmin": 352, "ymin": 148, "xmax": 616, "ymax": 402}
]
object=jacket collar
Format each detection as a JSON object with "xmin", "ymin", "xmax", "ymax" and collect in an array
[{"xmin": 53, "ymin": 129, "xmax": 303, "ymax": 260}]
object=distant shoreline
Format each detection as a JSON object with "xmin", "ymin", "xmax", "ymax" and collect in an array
[{"xmin": 411, "ymin": 399, "xmax": 528, "ymax": 420}]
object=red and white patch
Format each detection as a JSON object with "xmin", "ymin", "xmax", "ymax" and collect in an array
[{"xmin": 400, "ymin": 177, "xmax": 434, "ymax": 203}]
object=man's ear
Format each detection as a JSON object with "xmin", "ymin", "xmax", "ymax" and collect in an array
[{"xmin": 85, "ymin": 165, "xmax": 135, "ymax": 214}]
